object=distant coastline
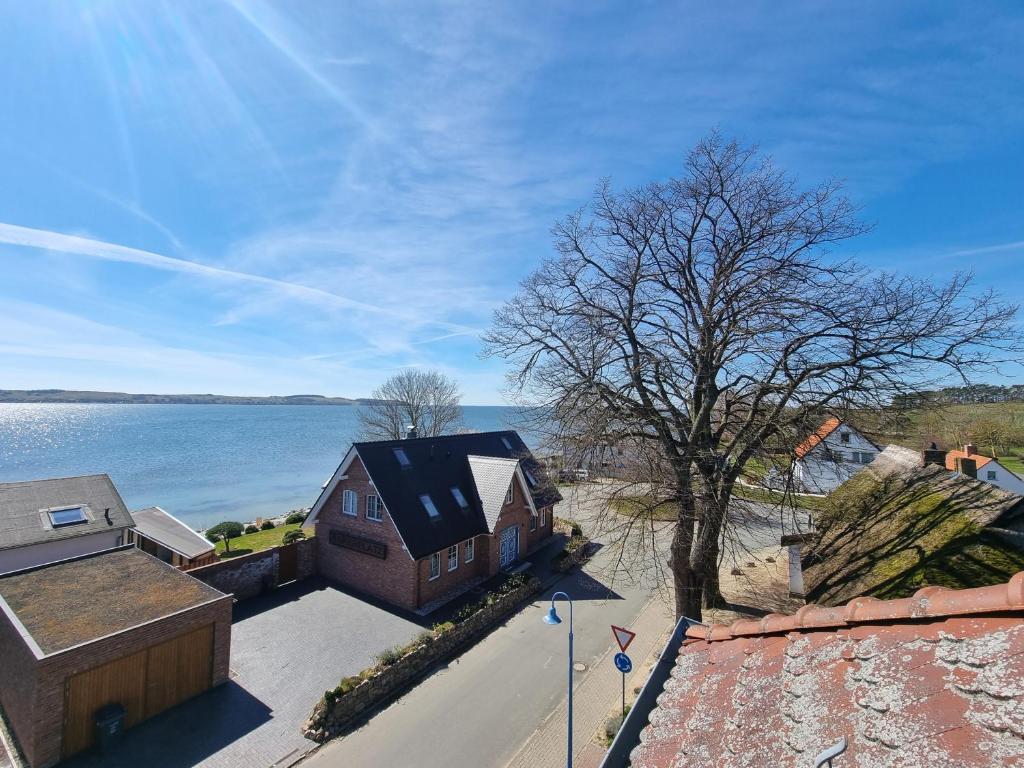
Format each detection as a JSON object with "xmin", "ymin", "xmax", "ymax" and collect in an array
[{"xmin": 0, "ymin": 389, "xmax": 389, "ymax": 406}]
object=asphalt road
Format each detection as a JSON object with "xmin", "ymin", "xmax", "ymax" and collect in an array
[
  {"xmin": 300, "ymin": 541, "xmax": 656, "ymax": 768},
  {"xmin": 299, "ymin": 482, "xmax": 800, "ymax": 768}
]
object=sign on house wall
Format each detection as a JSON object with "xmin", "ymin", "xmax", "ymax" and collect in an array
[{"xmin": 329, "ymin": 530, "xmax": 388, "ymax": 560}]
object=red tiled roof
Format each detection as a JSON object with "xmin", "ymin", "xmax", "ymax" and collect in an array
[
  {"xmin": 794, "ymin": 417, "xmax": 842, "ymax": 459},
  {"xmin": 945, "ymin": 449, "xmax": 995, "ymax": 472},
  {"xmin": 630, "ymin": 574, "xmax": 1024, "ymax": 767}
]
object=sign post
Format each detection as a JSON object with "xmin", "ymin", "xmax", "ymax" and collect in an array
[{"xmin": 611, "ymin": 625, "xmax": 637, "ymax": 719}]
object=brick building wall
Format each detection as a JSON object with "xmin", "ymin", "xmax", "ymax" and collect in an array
[
  {"xmin": 0, "ymin": 604, "xmax": 38, "ymax": 762},
  {"xmin": 316, "ymin": 457, "xmax": 554, "ymax": 611},
  {"xmin": 415, "ymin": 533, "xmax": 490, "ymax": 606},
  {"xmin": 5, "ymin": 595, "xmax": 231, "ymax": 768},
  {"xmin": 315, "ymin": 456, "xmax": 419, "ymax": 610},
  {"xmin": 190, "ymin": 547, "xmax": 277, "ymax": 599}
]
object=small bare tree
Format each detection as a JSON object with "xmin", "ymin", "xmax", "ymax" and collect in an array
[
  {"xmin": 485, "ymin": 134, "xmax": 1018, "ymax": 620},
  {"xmin": 359, "ymin": 369, "xmax": 464, "ymax": 440}
]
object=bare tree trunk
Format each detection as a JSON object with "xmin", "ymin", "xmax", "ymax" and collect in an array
[{"xmin": 670, "ymin": 522, "xmax": 702, "ymax": 620}]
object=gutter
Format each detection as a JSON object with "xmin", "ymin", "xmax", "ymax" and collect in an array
[{"xmin": 600, "ymin": 615, "xmax": 696, "ymax": 768}]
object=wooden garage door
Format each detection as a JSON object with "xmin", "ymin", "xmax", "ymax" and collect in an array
[{"xmin": 63, "ymin": 625, "xmax": 214, "ymax": 758}]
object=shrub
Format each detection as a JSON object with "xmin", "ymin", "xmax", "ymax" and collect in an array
[
  {"xmin": 283, "ymin": 529, "xmax": 306, "ymax": 544},
  {"xmin": 244, "ymin": 524, "xmax": 259, "ymax": 534},
  {"xmin": 260, "ymin": 520, "xmax": 276, "ymax": 531},
  {"xmin": 412, "ymin": 630, "xmax": 435, "ymax": 648},
  {"xmin": 285, "ymin": 511, "xmax": 306, "ymax": 525},
  {"xmin": 375, "ymin": 645, "xmax": 405, "ymax": 669},
  {"xmin": 432, "ymin": 621, "xmax": 455, "ymax": 635},
  {"xmin": 206, "ymin": 521, "xmax": 244, "ymax": 552}
]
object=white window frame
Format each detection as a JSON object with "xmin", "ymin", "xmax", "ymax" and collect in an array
[
  {"xmin": 366, "ymin": 494, "xmax": 382, "ymax": 521},
  {"xmin": 540, "ymin": 507, "xmax": 547, "ymax": 527},
  {"xmin": 505, "ymin": 485, "xmax": 514, "ymax": 505},
  {"xmin": 342, "ymin": 489, "xmax": 358, "ymax": 516},
  {"xmin": 429, "ymin": 552, "xmax": 440, "ymax": 580},
  {"xmin": 447, "ymin": 545, "xmax": 458, "ymax": 571},
  {"xmin": 465, "ymin": 538, "xmax": 474, "ymax": 563}
]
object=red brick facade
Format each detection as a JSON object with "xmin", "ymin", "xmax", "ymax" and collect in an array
[
  {"xmin": 315, "ymin": 455, "xmax": 553, "ymax": 611},
  {"xmin": 0, "ymin": 595, "xmax": 231, "ymax": 768}
]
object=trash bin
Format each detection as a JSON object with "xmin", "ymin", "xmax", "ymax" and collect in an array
[{"xmin": 94, "ymin": 703, "xmax": 126, "ymax": 752}]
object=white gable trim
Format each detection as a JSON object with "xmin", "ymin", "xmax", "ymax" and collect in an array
[
  {"xmin": 305, "ymin": 446, "xmax": 415, "ymax": 561},
  {"xmin": 515, "ymin": 465, "xmax": 539, "ymax": 517}
]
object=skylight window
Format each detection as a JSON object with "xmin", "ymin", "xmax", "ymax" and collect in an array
[
  {"xmin": 48, "ymin": 507, "xmax": 87, "ymax": 527},
  {"xmin": 420, "ymin": 494, "xmax": 440, "ymax": 518},
  {"xmin": 451, "ymin": 487, "xmax": 470, "ymax": 509},
  {"xmin": 393, "ymin": 448, "xmax": 411, "ymax": 467},
  {"xmin": 524, "ymin": 470, "xmax": 537, "ymax": 487},
  {"xmin": 501, "ymin": 437, "xmax": 513, "ymax": 451}
]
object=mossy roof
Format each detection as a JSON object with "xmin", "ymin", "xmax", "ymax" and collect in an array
[{"xmin": 803, "ymin": 446, "xmax": 1024, "ymax": 605}]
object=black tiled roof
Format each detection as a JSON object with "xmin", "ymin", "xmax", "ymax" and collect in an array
[{"xmin": 352, "ymin": 430, "xmax": 561, "ymax": 560}]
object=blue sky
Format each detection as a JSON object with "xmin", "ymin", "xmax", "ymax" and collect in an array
[{"xmin": 0, "ymin": 1, "xmax": 1022, "ymax": 404}]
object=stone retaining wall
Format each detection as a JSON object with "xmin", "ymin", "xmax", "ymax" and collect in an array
[
  {"xmin": 189, "ymin": 537, "xmax": 316, "ymax": 600},
  {"xmin": 303, "ymin": 576, "xmax": 542, "ymax": 742},
  {"xmin": 552, "ymin": 537, "xmax": 594, "ymax": 573}
]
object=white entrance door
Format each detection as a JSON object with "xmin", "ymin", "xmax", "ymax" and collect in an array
[{"xmin": 499, "ymin": 526, "xmax": 519, "ymax": 568}]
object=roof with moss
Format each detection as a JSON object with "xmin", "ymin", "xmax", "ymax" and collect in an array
[{"xmin": 803, "ymin": 445, "xmax": 1024, "ymax": 605}]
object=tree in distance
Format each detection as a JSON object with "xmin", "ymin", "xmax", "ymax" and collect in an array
[
  {"xmin": 359, "ymin": 369, "xmax": 464, "ymax": 441},
  {"xmin": 206, "ymin": 521, "xmax": 244, "ymax": 552}
]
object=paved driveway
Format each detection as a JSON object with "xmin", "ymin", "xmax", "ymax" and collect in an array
[{"xmin": 66, "ymin": 578, "xmax": 420, "ymax": 768}]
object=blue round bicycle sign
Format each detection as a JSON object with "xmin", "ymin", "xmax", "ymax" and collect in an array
[{"xmin": 614, "ymin": 652, "xmax": 632, "ymax": 673}]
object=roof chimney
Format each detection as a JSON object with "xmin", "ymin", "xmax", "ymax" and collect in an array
[
  {"xmin": 405, "ymin": 425, "xmax": 418, "ymax": 440},
  {"xmin": 922, "ymin": 442, "xmax": 948, "ymax": 467},
  {"xmin": 964, "ymin": 443, "xmax": 977, "ymax": 457},
  {"xmin": 954, "ymin": 456, "xmax": 978, "ymax": 479}
]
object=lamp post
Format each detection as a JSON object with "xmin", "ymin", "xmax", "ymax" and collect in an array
[{"xmin": 542, "ymin": 591, "xmax": 574, "ymax": 768}]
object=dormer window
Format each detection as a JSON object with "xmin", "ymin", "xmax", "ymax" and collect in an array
[{"xmin": 48, "ymin": 506, "xmax": 87, "ymax": 527}]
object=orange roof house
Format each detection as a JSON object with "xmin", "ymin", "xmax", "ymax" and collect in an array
[
  {"xmin": 624, "ymin": 574, "xmax": 1024, "ymax": 767},
  {"xmin": 793, "ymin": 416, "xmax": 844, "ymax": 459}
]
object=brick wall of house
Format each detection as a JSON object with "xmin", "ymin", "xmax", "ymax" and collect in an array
[
  {"xmin": 0, "ymin": 604, "xmax": 39, "ymax": 763},
  {"xmin": 527, "ymin": 504, "xmax": 554, "ymax": 552},
  {"xmin": 482, "ymin": 477, "xmax": 536, "ymax": 576},
  {"xmin": 16, "ymin": 595, "xmax": 232, "ymax": 768},
  {"xmin": 415, "ymin": 533, "xmax": 490, "ymax": 606},
  {"xmin": 315, "ymin": 456, "xmax": 419, "ymax": 610}
]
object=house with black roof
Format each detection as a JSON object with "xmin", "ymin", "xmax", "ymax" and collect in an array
[{"xmin": 305, "ymin": 430, "xmax": 561, "ymax": 611}]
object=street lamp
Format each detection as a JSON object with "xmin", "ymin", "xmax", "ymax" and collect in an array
[{"xmin": 542, "ymin": 591, "xmax": 574, "ymax": 768}]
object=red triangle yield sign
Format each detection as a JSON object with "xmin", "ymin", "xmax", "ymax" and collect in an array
[{"xmin": 611, "ymin": 624, "xmax": 636, "ymax": 652}]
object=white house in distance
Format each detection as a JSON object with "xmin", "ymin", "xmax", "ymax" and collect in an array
[
  {"xmin": 944, "ymin": 444, "xmax": 1024, "ymax": 494},
  {"xmin": 0, "ymin": 474, "xmax": 136, "ymax": 573},
  {"xmin": 793, "ymin": 417, "xmax": 882, "ymax": 493}
]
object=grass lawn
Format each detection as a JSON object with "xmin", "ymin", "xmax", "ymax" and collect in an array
[
  {"xmin": 1000, "ymin": 454, "xmax": 1024, "ymax": 477},
  {"xmin": 215, "ymin": 523, "xmax": 309, "ymax": 558}
]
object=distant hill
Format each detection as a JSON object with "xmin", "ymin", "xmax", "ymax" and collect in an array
[{"xmin": 0, "ymin": 389, "xmax": 390, "ymax": 406}]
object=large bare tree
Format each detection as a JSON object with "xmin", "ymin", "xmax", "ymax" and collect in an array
[
  {"xmin": 485, "ymin": 134, "xmax": 1018, "ymax": 620},
  {"xmin": 359, "ymin": 369, "xmax": 464, "ymax": 440}
]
